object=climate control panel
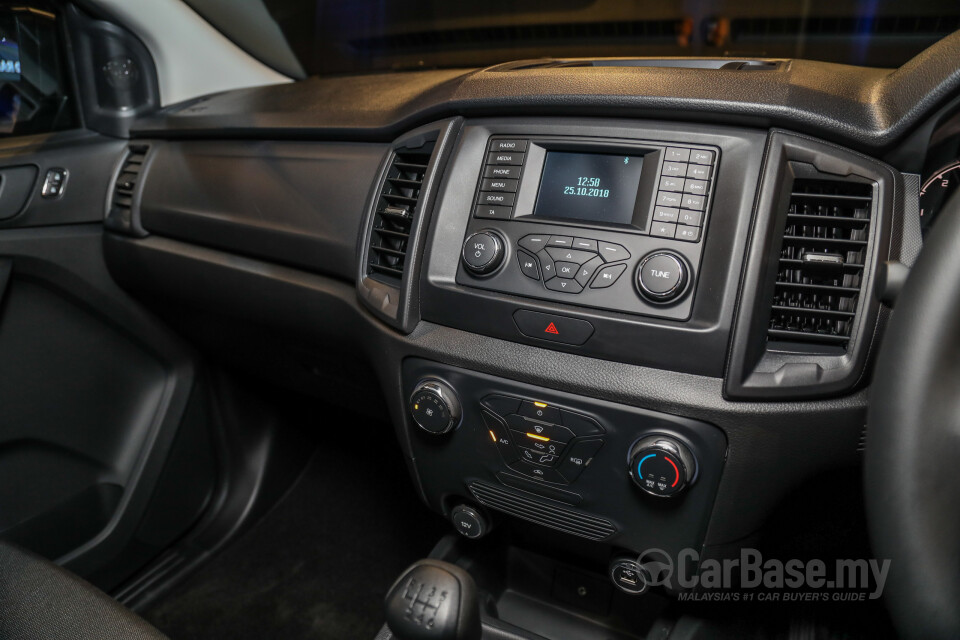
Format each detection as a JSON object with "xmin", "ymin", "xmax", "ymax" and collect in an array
[{"xmin": 402, "ymin": 359, "xmax": 727, "ymax": 558}]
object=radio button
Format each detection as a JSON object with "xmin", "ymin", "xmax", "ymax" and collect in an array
[
  {"xmin": 596, "ymin": 241, "xmax": 630, "ymax": 262},
  {"xmin": 664, "ymin": 147, "xmax": 691, "ymax": 162},
  {"xmin": 677, "ymin": 209, "xmax": 702, "ymax": 226},
  {"xmin": 547, "ymin": 247, "xmax": 595, "ymax": 264},
  {"xmin": 536, "ymin": 249, "xmax": 556, "ymax": 280},
  {"xmin": 572, "ymin": 237, "xmax": 598, "ymax": 252},
  {"xmin": 545, "ymin": 278, "xmax": 583, "ymax": 294},
  {"xmin": 555, "ymin": 261, "xmax": 578, "ymax": 279},
  {"xmin": 661, "ymin": 161, "xmax": 688, "ymax": 176},
  {"xmin": 474, "ymin": 204, "xmax": 512, "ymax": 220},
  {"xmin": 484, "ymin": 165, "xmax": 522, "ymax": 180},
  {"xmin": 487, "ymin": 151, "xmax": 524, "ymax": 165},
  {"xmin": 517, "ymin": 250, "xmax": 540, "ymax": 279},
  {"xmin": 590, "ymin": 263, "xmax": 627, "ymax": 289},
  {"xmin": 490, "ymin": 139, "xmax": 528, "ymax": 153},
  {"xmin": 481, "ymin": 178, "xmax": 519, "ymax": 192},
  {"xmin": 576, "ymin": 256, "xmax": 603, "ymax": 286},
  {"xmin": 547, "ymin": 235, "xmax": 573, "ymax": 248},
  {"xmin": 519, "ymin": 234, "xmax": 549, "ymax": 252},
  {"xmin": 650, "ymin": 221, "xmax": 677, "ymax": 238}
]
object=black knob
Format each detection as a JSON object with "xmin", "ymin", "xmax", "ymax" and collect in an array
[
  {"xmin": 461, "ymin": 230, "xmax": 505, "ymax": 275},
  {"xmin": 450, "ymin": 505, "xmax": 488, "ymax": 539},
  {"xmin": 410, "ymin": 379, "xmax": 462, "ymax": 435},
  {"xmin": 385, "ymin": 559, "xmax": 482, "ymax": 640},
  {"xmin": 628, "ymin": 435, "xmax": 697, "ymax": 498},
  {"xmin": 636, "ymin": 251, "xmax": 689, "ymax": 303}
]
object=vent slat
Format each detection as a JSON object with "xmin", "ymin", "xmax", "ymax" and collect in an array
[
  {"xmin": 111, "ymin": 145, "xmax": 149, "ymax": 214},
  {"xmin": 767, "ymin": 178, "xmax": 874, "ymax": 349},
  {"xmin": 364, "ymin": 144, "xmax": 435, "ymax": 282}
]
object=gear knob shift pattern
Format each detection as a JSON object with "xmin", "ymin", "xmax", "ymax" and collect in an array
[{"xmin": 385, "ymin": 560, "xmax": 482, "ymax": 640}]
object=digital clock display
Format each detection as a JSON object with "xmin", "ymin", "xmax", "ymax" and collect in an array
[{"xmin": 532, "ymin": 151, "xmax": 644, "ymax": 225}]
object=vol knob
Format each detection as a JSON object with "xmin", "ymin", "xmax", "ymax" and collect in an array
[
  {"xmin": 462, "ymin": 230, "xmax": 505, "ymax": 276},
  {"xmin": 409, "ymin": 379, "xmax": 462, "ymax": 435},
  {"xmin": 628, "ymin": 435, "xmax": 697, "ymax": 498}
]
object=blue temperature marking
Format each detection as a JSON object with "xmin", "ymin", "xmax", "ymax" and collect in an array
[
  {"xmin": 624, "ymin": 157, "xmax": 629, "ymax": 164},
  {"xmin": 637, "ymin": 453, "xmax": 656, "ymax": 476}
]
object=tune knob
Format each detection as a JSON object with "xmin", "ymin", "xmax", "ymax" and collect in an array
[
  {"xmin": 461, "ymin": 230, "xmax": 505, "ymax": 276},
  {"xmin": 409, "ymin": 379, "xmax": 462, "ymax": 435},
  {"xmin": 628, "ymin": 435, "xmax": 697, "ymax": 498},
  {"xmin": 636, "ymin": 251, "xmax": 689, "ymax": 303}
]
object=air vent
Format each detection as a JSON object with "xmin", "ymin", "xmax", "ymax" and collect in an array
[
  {"xmin": 767, "ymin": 178, "xmax": 874, "ymax": 349},
  {"xmin": 469, "ymin": 481, "xmax": 617, "ymax": 541},
  {"xmin": 105, "ymin": 144, "xmax": 150, "ymax": 236},
  {"xmin": 366, "ymin": 143, "xmax": 435, "ymax": 281}
]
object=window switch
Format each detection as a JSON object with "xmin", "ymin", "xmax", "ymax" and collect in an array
[{"xmin": 41, "ymin": 168, "xmax": 68, "ymax": 198}]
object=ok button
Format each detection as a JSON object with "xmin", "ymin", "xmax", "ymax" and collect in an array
[{"xmin": 636, "ymin": 252, "xmax": 689, "ymax": 303}]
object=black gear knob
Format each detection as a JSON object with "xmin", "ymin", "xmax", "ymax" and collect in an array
[{"xmin": 385, "ymin": 559, "xmax": 481, "ymax": 640}]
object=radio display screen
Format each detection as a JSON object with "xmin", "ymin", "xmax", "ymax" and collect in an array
[{"xmin": 532, "ymin": 151, "xmax": 645, "ymax": 225}]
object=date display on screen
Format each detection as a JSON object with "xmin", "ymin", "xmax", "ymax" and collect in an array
[{"xmin": 533, "ymin": 151, "xmax": 644, "ymax": 225}]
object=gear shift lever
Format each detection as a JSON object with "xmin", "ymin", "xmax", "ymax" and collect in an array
[{"xmin": 384, "ymin": 559, "xmax": 482, "ymax": 640}]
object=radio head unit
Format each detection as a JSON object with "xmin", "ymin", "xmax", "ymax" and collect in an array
[{"xmin": 460, "ymin": 135, "xmax": 719, "ymax": 321}]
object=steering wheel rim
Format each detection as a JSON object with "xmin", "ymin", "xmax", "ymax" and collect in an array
[{"xmin": 866, "ymin": 192, "xmax": 960, "ymax": 640}]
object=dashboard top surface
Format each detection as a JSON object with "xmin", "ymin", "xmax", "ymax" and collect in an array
[{"xmin": 132, "ymin": 31, "xmax": 960, "ymax": 152}]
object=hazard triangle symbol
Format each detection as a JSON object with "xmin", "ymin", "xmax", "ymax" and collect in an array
[{"xmin": 544, "ymin": 322, "xmax": 559, "ymax": 335}]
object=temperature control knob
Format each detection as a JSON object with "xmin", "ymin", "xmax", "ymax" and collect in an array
[
  {"xmin": 461, "ymin": 230, "xmax": 505, "ymax": 276},
  {"xmin": 409, "ymin": 379, "xmax": 462, "ymax": 435},
  {"xmin": 628, "ymin": 435, "xmax": 697, "ymax": 498}
]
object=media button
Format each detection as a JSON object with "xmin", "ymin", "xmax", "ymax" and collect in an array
[
  {"xmin": 681, "ymin": 194, "xmax": 706, "ymax": 211},
  {"xmin": 683, "ymin": 179, "xmax": 709, "ymax": 196},
  {"xmin": 590, "ymin": 263, "xmax": 627, "ymax": 289},
  {"xmin": 547, "ymin": 235, "xmax": 573, "ymax": 248},
  {"xmin": 513, "ymin": 310, "xmax": 594, "ymax": 345},
  {"xmin": 686, "ymin": 164, "xmax": 711, "ymax": 180},
  {"xmin": 517, "ymin": 250, "xmax": 540, "ymax": 279},
  {"xmin": 536, "ymin": 249, "xmax": 556, "ymax": 280},
  {"xmin": 676, "ymin": 226, "xmax": 701, "ymax": 242},
  {"xmin": 653, "ymin": 206, "xmax": 679, "ymax": 223},
  {"xmin": 486, "ymin": 151, "xmax": 525, "ymax": 165}
]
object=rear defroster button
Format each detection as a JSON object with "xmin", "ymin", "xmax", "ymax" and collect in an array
[{"xmin": 513, "ymin": 310, "xmax": 594, "ymax": 345}]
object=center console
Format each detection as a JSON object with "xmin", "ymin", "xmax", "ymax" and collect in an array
[{"xmin": 421, "ymin": 119, "xmax": 767, "ymax": 376}]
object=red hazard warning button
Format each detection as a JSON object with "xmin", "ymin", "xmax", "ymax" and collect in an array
[{"xmin": 513, "ymin": 310, "xmax": 594, "ymax": 346}]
